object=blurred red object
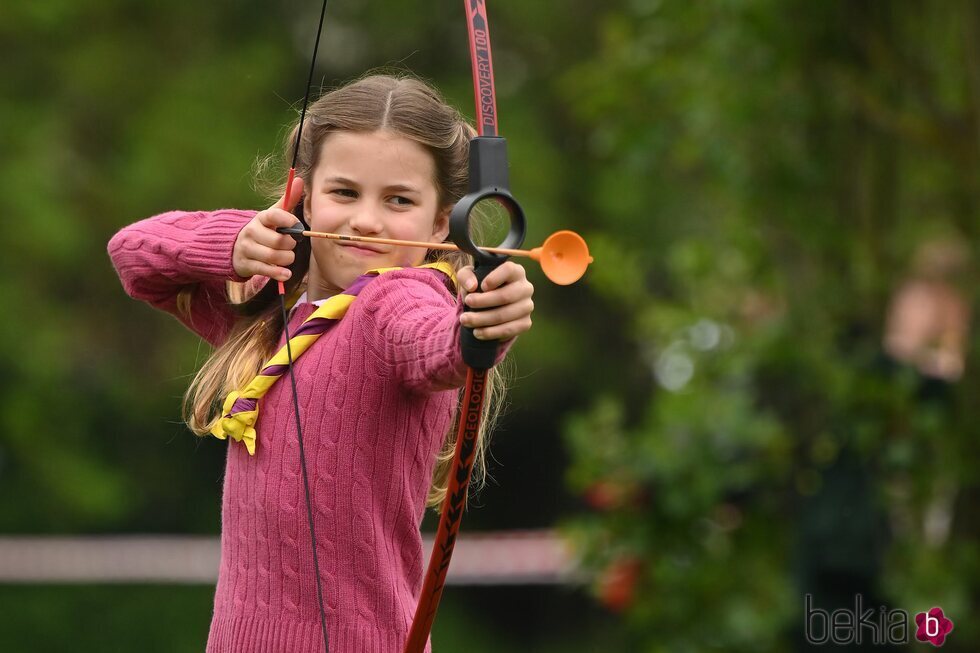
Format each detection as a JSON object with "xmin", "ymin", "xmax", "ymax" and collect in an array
[
  {"xmin": 583, "ymin": 479, "xmax": 644, "ymax": 511},
  {"xmin": 597, "ymin": 555, "xmax": 644, "ymax": 612}
]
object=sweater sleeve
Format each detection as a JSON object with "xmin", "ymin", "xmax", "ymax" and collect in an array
[
  {"xmin": 107, "ymin": 209, "xmax": 259, "ymax": 347},
  {"xmin": 354, "ymin": 268, "xmax": 514, "ymax": 393}
]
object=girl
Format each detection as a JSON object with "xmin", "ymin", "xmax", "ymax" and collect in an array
[{"xmin": 108, "ymin": 74, "xmax": 534, "ymax": 652}]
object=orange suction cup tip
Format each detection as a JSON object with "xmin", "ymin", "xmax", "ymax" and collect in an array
[{"xmin": 533, "ymin": 230, "xmax": 594, "ymax": 285}]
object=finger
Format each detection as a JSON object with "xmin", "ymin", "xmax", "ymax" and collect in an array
[
  {"xmin": 460, "ymin": 299, "xmax": 534, "ymax": 329},
  {"xmin": 480, "ymin": 262, "xmax": 526, "ymax": 292},
  {"xmin": 249, "ymin": 261, "xmax": 292, "ymax": 283},
  {"xmin": 252, "ymin": 218, "xmax": 299, "ymax": 251},
  {"xmin": 233, "ymin": 249, "xmax": 293, "ymax": 282},
  {"xmin": 241, "ymin": 240, "xmax": 296, "ymax": 269},
  {"xmin": 276, "ymin": 176, "xmax": 305, "ymax": 211},
  {"xmin": 469, "ymin": 316, "xmax": 533, "ymax": 342},
  {"xmin": 464, "ymin": 279, "xmax": 533, "ymax": 309},
  {"xmin": 456, "ymin": 266, "xmax": 476, "ymax": 298},
  {"xmin": 257, "ymin": 207, "xmax": 303, "ymax": 231}
]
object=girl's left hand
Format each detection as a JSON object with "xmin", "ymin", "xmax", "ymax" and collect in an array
[{"xmin": 457, "ymin": 261, "xmax": 535, "ymax": 341}]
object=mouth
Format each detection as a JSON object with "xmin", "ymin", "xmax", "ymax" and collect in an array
[{"xmin": 338, "ymin": 243, "xmax": 386, "ymax": 256}]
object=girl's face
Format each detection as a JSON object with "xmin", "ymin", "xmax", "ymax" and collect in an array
[{"xmin": 303, "ymin": 129, "xmax": 451, "ymax": 300}]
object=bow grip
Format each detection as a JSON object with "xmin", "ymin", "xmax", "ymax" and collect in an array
[
  {"xmin": 459, "ymin": 263, "xmax": 504, "ymax": 370},
  {"xmin": 450, "ymin": 136, "xmax": 526, "ymax": 370}
]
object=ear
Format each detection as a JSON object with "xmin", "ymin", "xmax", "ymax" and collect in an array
[
  {"xmin": 433, "ymin": 205, "xmax": 451, "ymax": 243},
  {"xmin": 302, "ymin": 192, "xmax": 312, "ymax": 227}
]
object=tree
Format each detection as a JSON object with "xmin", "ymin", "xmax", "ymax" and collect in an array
[{"xmin": 562, "ymin": 1, "xmax": 980, "ymax": 650}]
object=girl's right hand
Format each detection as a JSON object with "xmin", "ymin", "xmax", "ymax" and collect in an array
[{"xmin": 232, "ymin": 176, "xmax": 304, "ymax": 282}]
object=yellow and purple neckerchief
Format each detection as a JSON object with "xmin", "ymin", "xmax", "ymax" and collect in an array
[{"xmin": 210, "ymin": 262, "xmax": 456, "ymax": 454}]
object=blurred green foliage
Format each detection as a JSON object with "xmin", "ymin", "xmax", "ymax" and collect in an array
[
  {"xmin": 561, "ymin": 1, "xmax": 980, "ymax": 651},
  {"xmin": 1, "ymin": 0, "xmax": 978, "ymax": 651}
]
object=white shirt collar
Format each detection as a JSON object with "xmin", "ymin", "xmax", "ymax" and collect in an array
[
  {"xmin": 286, "ymin": 290, "xmax": 330, "ymax": 321},
  {"xmin": 293, "ymin": 291, "xmax": 330, "ymax": 307}
]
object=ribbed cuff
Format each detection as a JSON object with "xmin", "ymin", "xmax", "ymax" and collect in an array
[{"xmin": 171, "ymin": 209, "xmax": 255, "ymax": 282}]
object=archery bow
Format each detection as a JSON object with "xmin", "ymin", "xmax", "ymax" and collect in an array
[
  {"xmin": 403, "ymin": 1, "xmax": 525, "ymax": 649},
  {"xmin": 271, "ymin": 1, "xmax": 592, "ymax": 652}
]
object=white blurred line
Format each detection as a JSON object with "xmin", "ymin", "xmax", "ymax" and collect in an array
[{"xmin": 0, "ymin": 530, "xmax": 583, "ymax": 585}]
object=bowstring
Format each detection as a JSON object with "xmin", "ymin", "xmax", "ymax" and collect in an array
[{"xmin": 279, "ymin": 0, "xmax": 332, "ymax": 650}]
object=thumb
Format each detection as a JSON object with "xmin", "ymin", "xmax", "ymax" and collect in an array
[
  {"xmin": 277, "ymin": 176, "xmax": 305, "ymax": 211},
  {"xmin": 457, "ymin": 266, "xmax": 477, "ymax": 298}
]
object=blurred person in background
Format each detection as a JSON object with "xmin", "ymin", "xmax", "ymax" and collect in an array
[{"xmin": 884, "ymin": 235, "xmax": 972, "ymax": 389}]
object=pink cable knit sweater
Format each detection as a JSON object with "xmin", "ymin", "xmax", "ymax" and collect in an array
[{"xmin": 108, "ymin": 209, "xmax": 511, "ymax": 652}]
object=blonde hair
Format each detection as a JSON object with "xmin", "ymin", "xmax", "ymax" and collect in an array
[{"xmin": 181, "ymin": 73, "xmax": 509, "ymax": 508}]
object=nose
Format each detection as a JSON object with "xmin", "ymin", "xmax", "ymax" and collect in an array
[{"xmin": 348, "ymin": 203, "xmax": 383, "ymax": 235}]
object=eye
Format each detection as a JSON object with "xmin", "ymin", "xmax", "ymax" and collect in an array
[
  {"xmin": 331, "ymin": 188, "xmax": 358, "ymax": 199},
  {"xmin": 389, "ymin": 195, "xmax": 414, "ymax": 206}
]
